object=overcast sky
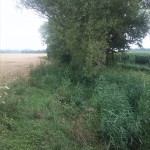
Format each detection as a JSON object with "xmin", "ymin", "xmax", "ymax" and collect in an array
[
  {"xmin": 0, "ymin": 0, "xmax": 47, "ymax": 50},
  {"xmin": 0, "ymin": 0, "xmax": 150, "ymax": 50}
]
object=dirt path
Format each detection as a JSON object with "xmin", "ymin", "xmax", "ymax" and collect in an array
[{"xmin": 0, "ymin": 53, "xmax": 47, "ymax": 85}]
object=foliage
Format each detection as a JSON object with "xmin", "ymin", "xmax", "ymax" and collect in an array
[
  {"xmin": 119, "ymin": 63, "xmax": 150, "ymax": 72},
  {"xmin": 1, "ymin": 0, "xmax": 150, "ymax": 149},
  {"xmin": 0, "ymin": 64, "xmax": 96, "ymax": 150},
  {"xmin": 116, "ymin": 52, "xmax": 150, "ymax": 65},
  {"xmin": 1, "ymin": 62, "xmax": 150, "ymax": 149},
  {"xmin": 115, "ymin": 52, "xmax": 150, "ymax": 73},
  {"xmin": 89, "ymin": 69, "xmax": 150, "ymax": 149},
  {"xmin": 20, "ymin": 0, "xmax": 150, "ymax": 73}
]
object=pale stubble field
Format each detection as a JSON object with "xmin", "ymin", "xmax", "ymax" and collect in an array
[{"xmin": 0, "ymin": 53, "xmax": 47, "ymax": 85}]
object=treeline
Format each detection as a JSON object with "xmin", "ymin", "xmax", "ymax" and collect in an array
[
  {"xmin": 0, "ymin": 1, "xmax": 150, "ymax": 150},
  {"xmin": 20, "ymin": 0, "xmax": 150, "ymax": 75},
  {"xmin": 0, "ymin": 49, "xmax": 46, "ymax": 53},
  {"xmin": 131, "ymin": 48, "xmax": 150, "ymax": 51}
]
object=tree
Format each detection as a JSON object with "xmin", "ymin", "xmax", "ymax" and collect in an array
[
  {"xmin": 20, "ymin": 0, "xmax": 150, "ymax": 74},
  {"xmin": 142, "ymin": 0, "xmax": 150, "ymax": 8}
]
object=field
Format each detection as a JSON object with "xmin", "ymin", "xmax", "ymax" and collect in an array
[{"xmin": 0, "ymin": 54, "xmax": 47, "ymax": 85}]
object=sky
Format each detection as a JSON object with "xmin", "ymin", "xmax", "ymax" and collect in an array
[
  {"xmin": 0, "ymin": 0, "xmax": 150, "ymax": 50},
  {"xmin": 0, "ymin": 0, "xmax": 47, "ymax": 50}
]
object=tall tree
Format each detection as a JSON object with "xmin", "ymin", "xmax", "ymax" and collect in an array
[{"xmin": 20, "ymin": 0, "xmax": 150, "ymax": 74}]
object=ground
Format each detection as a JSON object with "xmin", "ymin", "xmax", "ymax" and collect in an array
[{"xmin": 0, "ymin": 53, "xmax": 47, "ymax": 85}]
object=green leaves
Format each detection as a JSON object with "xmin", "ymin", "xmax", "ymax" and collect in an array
[{"xmin": 20, "ymin": 0, "xmax": 150, "ymax": 73}]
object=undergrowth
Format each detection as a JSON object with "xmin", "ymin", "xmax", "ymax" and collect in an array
[
  {"xmin": 0, "ymin": 62, "xmax": 150, "ymax": 150},
  {"xmin": 115, "ymin": 52, "xmax": 150, "ymax": 65}
]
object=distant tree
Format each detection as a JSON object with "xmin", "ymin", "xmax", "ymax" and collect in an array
[
  {"xmin": 141, "ymin": 0, "xmax": 150, "ymax": 8},
  {"xmin": 20, "ymin": 0, "xmax": 150, "ymax": 74}
]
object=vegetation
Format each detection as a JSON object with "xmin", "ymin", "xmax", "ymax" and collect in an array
[
  {"xmin": 20, "ymin": 0, "xmax": 150, "ymax": 74},
  {"xmin": 116, "ymin": 52, "xmax": 150, "ymax": 65},
  {"xmin": 0, "ymin": 0, "xmax": 150, "ymax": 149},
  {"xmin": 114, "ymin": 52, "xmax": 150, "ymax": 73},
  {"xmin": 131, "ymin": 48, "xmax": 150, "ymax": 51},
  {"xmin": 1, "ymin": 61, "xmax": 150, "ymax": 150}
]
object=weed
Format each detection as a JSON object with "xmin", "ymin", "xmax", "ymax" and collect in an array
[{"xmin": 0, "ymin": 62, "xmax": 150, "ymax": 150}]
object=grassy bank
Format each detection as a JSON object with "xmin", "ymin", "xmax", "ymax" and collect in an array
[{"xmin": 0, "ymin": 62, "xmax": 150, "ymax": 150}]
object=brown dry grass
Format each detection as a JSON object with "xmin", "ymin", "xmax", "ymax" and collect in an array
[{"xmin": 0, "ymin": 53, "xmax": 47, "ymax": 85}]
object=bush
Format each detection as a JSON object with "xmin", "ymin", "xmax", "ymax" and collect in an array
[
  {"xmin": 89, "ymin": 69, "xmax": 150, "ymax": 149},
  {"xmin": 1, "ymin": 63, "xmax": 150, "ymax": 150},
  {"xmin": 119, "ymin": 63, "xmax": 150, "ymax": 73},
  {"xmin": 116, "ymin": 52, "xmax": 150, "ymax": 65}
]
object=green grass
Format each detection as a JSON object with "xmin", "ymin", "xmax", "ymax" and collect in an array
[
  {"xmin": 90, "ymin": 68, "xmax": 150, "ymax": 149},
  {"xmin": 0, "ymin": 62, "xmax": 150, "ymax": 150},
  {"xmin": 115, "ymin": 52, "xmax": 150, "ymax": 65},
  {"xmin": 115, "ymin": 52, "xmax": 150, "ymax": 73}
]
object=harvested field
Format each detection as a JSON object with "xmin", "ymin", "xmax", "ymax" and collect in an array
[{"xmin": 0, "ymin": 53, "xmax": 47, "ymax": 85}]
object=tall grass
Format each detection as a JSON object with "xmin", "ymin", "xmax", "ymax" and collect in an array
[
  {"xmin": 89, "ymin": 69, "xmax": 150, "ymax": 149},
  {"xmin": 0, "ymin": 62, "xmax": 150, "ymax": 150},
  {"xmin": 116, "ymin": 52, "xmax": 150, "ymax": 65}
]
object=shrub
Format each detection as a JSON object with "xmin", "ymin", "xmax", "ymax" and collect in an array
[
  {"xmin": 1, "ymin": 63, "xmax": 150, "ymax": 150},
  {"xmin": 91, "ymin": 78, "xmax": 138, "ymax": 149},
  {"xmin": 89, "ymin": 69, "xmax": 150, "ymax": 149},
  {"xmin": 116, "ymin": 52, "xmax": 150, "ymax": 65}
]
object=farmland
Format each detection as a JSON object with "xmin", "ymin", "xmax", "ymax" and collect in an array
[{"xmin": 0, "ymin": 53, "xmax": 47, "ymax": 85}]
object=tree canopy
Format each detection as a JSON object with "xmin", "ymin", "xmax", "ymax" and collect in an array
[{"xmin": 20, "ymin": 0, "xmax": 150, "ymax": 74}]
